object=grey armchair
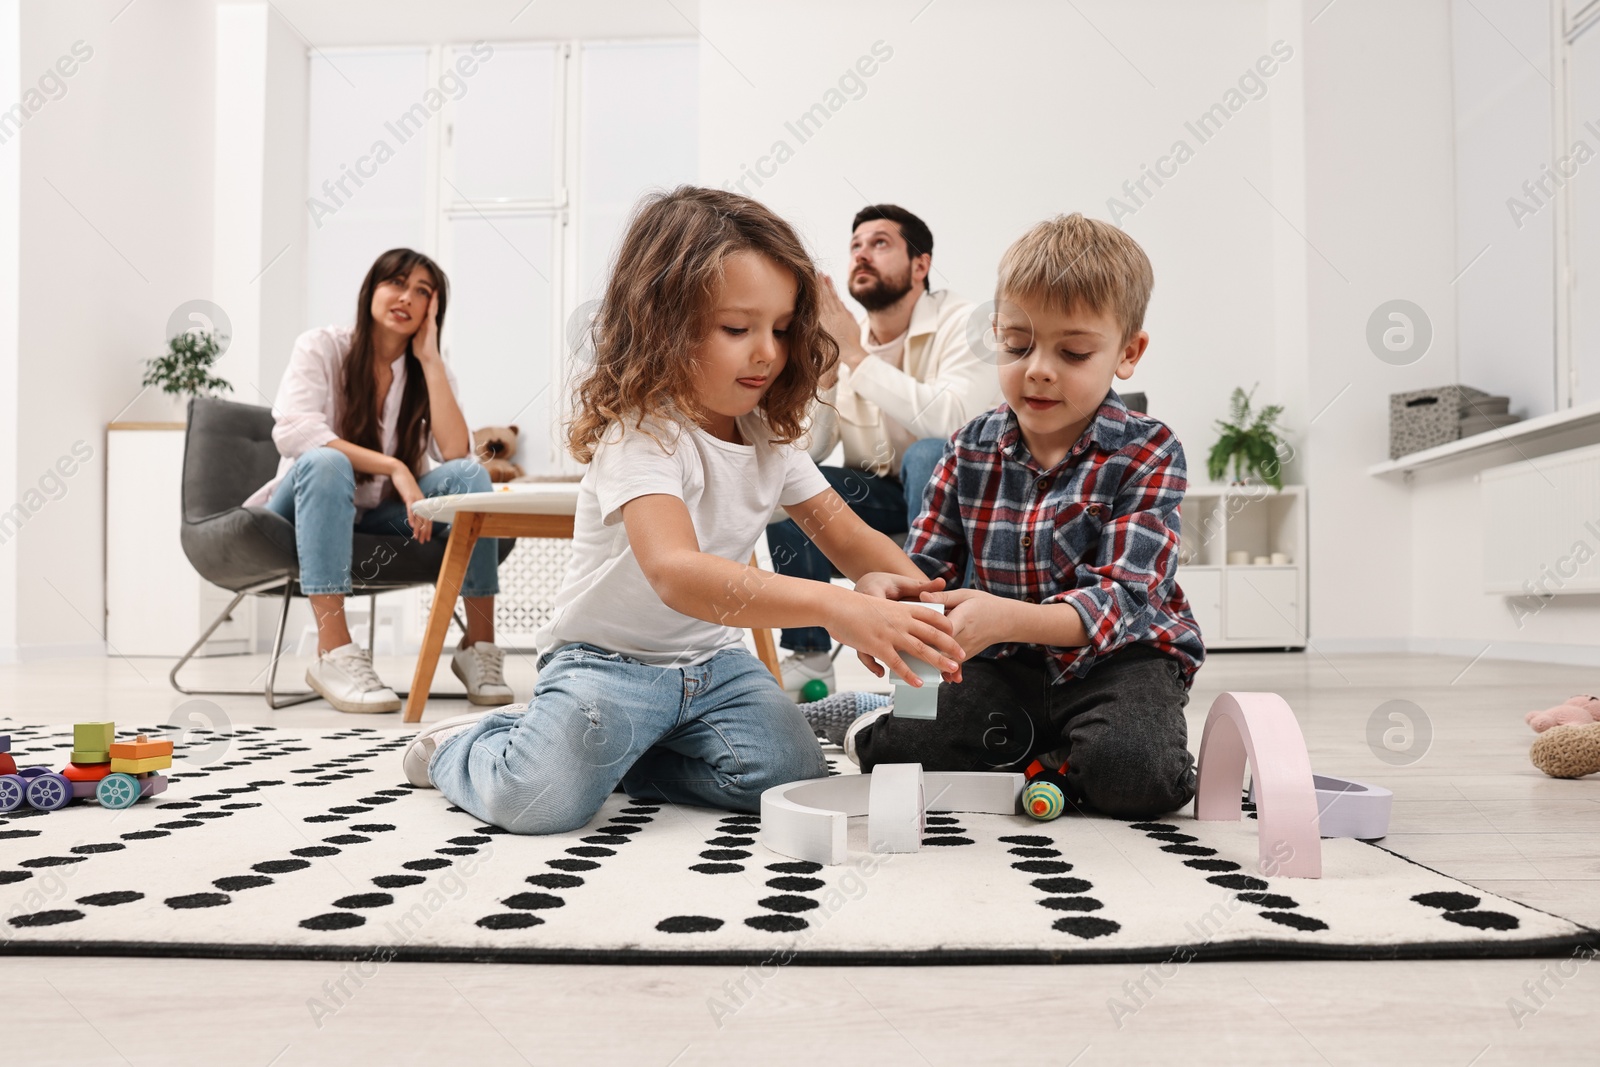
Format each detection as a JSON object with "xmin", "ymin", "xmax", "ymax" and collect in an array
[{"xmin": 171, "ymin": 396, "xmax": 515, "ymax": 708}]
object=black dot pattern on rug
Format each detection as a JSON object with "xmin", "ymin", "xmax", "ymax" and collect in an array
[
  {"xmin": 8, "ymin": 909, "xmax": 84, "ymax": 927},
  {"xmin": 691, "ymin": 862, "xmax": 743, "ymax": 875},
  {"xmin": 1260, "ymin": 911, "xmax": 1329, "ymax": 932},
  {"xmin": 1184, "ymin": 859, "xmax": 1241, "ymax": 872},
  {"xmin": 69, "ymin": 842, "xmax": 125, "ymax": 855},
  {"xmin": 255, "ymin": 859, "xmax": 310, "ymax": 874},
  {"xmin": 744, "ymin": 913, "xmax": 808, "ymax": 933},
  {"xmin": 1207, "ymin": 874, "xmax": 1269, "ymax": 892},
  {"xmin": 0, "ymin": 871, "xmax": 33, "ymax": 884},
  {"xmin": 700, "ymin": 849, "xmax": 749, "ymax": 861},
  {"xmin": 1032, "ymin": 877, "xmax": 1092, "ymax": 895},
  {"xmin": 373, "ymin": 875, "xmax": 425, "ymax": 889},
  {"xmin": 758, "ymin": 894, "xmax": 818, "ymax": 914},
  {"xmin": 334, "ymin": 893, "xmax": 394, "ymax": 910},
  {"xmin": 301, "ymin": 912, "xmax": 366, "ymax": 931},
  {"xmin": 77, "ymin": 891, "xmax": 144, "ymax": 907},
  {"xmin": 21, "ymin": 856, "xmax": 86, "ymax": 868},
  {"xmin": 1053, "ymin": 915, "xmax": 1120, "ymax": 939},
  {"xmin": 1012, "ymin": 860, "xmax": 1072, "ymax": 875},
  {"xmin": 1039, "ymin": 896, "xmax": 1103, "ymax": 912},
  {"xmin": 403, "ymin": 858, "xmax": 452, "ymax": 871},
  {"xmin": 767, "ymin": 861, "xmax": 822, "ymax": 874},
  {"xmin": 214, "ymin": 876, "xmax": 273, "ymax": 892},
  {"xmin": 1442, "ymin": 910, "xmax": 1519, "ymax": 931},
  {"xmin": 527, "ymin": 873, "xmax": 584, "ymax": 889},
  {"xmin": 121, "ymin": 830, "xmax": 169, "ymax": 841},
  {"xmin": 567, "ymin": 846, "xmax": 614, "ymax": 858},
  {"xmin": 659, "ymin": 915, "xmax": 724, "ymax": 933},
  {"xmin": 1413, "ymin": 891, "xmax": 1479, "ymax": 911},
  {"xmin": 165, "ymin": 893, "xmax": 231, "ymax": 909},
  {"xmin": 767, "ymin": 876, "xmax": 825, "ymax": 892},
  {"xmin": 291, "ymin": 846, "xmax": 340, "ymax": 858},
  {"xmin": 478, "ymin": 912, "xmax": 542, "ymax": 930},
  {"xmin": 547, "ymin": 858, "xmax": 599, "ymax": 872},
  {"xmin": 922, "ymin": 812, "xmax": 973, "ymax": 847},
  {"xmin": 503, "ymin": 892, "xmax": 565, "ymax": 911}
]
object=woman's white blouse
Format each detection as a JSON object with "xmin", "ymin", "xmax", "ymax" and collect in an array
[{"xmin": 242, "ymin": 325, "xmax": 470, "ymax": 514}]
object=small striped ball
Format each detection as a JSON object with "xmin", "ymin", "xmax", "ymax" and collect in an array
[{"xmin": 1023, "ymin": 780, "xmax": 1064, "ymax": 821}]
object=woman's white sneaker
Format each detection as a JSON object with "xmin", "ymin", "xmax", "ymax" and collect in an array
[
  {"xmin": 452, "ymin": 641, "xmax": 515, "ymax": 705},
  {"xmin": 306, "ymin": 643, "xmax": 401, "ymax": 713}
]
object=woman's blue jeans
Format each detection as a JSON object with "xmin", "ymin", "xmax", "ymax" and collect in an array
[
  {"xmin": 428, "ymin": 642, "xmax": 830, "ymax": 834},
  {"xmin": 264, "ymin": 448, "xmax": 500, "ymax": 597}
]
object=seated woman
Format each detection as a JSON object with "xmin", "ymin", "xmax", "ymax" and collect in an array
[{"xmin": 242, "ymin": 247, "xmax": 512, "ymax": 713}]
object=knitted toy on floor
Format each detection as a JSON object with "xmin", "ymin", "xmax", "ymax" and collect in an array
[
  {"xmin": 1525, "ymin": 695, "xmax": 1600, "ymax": 733},
  {"xmin": 1529, "ymin": 722, "xmax": 1600, "ymax": 778}
]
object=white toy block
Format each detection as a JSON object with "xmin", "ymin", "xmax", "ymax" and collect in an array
[
  {"xmin": 1249, "ymin": 773, "xmax": 1394, "ymax": 840},
  {"xmin": 891, "ymin": 601, "xmax": 945, "ymax": 720},
  {"xmin": 760, "ymin": 768, "xmax": 1024, "ymax": 865},
  {"xmin": 867, "ymin": 763, "xmax": 925, "ymax": 854}
]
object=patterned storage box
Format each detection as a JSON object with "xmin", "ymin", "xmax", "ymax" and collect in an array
[{"xmin": 1389, "ymin": 384, "xmax": 1490, "ymax": 459}]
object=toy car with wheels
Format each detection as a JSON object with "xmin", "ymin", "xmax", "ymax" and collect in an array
[{"xmin": 0, "ymin": 726, "xmax": 171, "ymax": 813}]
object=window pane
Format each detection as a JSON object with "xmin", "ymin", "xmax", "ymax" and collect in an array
[
  {"xmin": 306, "ymin": 49, "xmax": 430, "ymax": 331},
  {"xmin": 578, "ymin": 41, "xmax": 698, "ymax": 300},
  {"xmin": 449, "ymin": 44, "xmax": 558, "ymax": 203},
  {"xmin": 443, "ymin": 215, "xmax": 558, "ymax": 473}
]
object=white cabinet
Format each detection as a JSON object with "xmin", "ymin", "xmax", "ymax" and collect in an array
[
  {"xmin": 106, "ymin": 425, "xmax": 255, "ymax": 657},
  {"xmin": 1175, "ymin": 485, "xmax": 1307, "ymax": 650}
]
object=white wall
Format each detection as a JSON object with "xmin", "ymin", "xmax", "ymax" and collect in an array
[
  {"xmin": 0, "ymin": 0, "xmax": 19, "ymax": 653},
  {"xmin": 6, "ymin": 0, "xmax": 215, "ymax": 657}
]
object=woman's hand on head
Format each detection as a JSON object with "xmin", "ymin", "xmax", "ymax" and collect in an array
[
  {"xmin": 389, "ymin": 465, "xmax": 433, "ymax": 543},
  {"xmin": 414, "ymin": 292, "xmax": 442, "ymax": 366}
]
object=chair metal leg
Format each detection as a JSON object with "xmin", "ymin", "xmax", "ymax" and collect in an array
[
  {"xmin": 170, "ymin": 581, "xmax": 486, "ymax": 710},
  {"xmin": 368, "ymin": 593, "xmax": 378, "ymax": 657}
]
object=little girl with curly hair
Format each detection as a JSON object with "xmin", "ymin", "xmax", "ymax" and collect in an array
[{"xmin": 403, "ymin": 186, "xmax": 964, "ymax": 834}]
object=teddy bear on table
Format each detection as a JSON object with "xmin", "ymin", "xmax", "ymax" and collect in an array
[{"xmin": 472, "ymin": 424, "xmax": 524, "ymax": 483}]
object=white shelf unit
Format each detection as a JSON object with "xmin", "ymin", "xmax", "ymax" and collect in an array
[
  {"xmin": 106, "ymin": 425, "xmax": 256, "ymax": 658},
  {"xmin": 1175, "ymin": 485, "xmax": 1307, "ymax": 650}
]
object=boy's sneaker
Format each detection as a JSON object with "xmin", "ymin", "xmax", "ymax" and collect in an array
[
  {"xmin": 452, "ymin": 641, "xmax": 515, "ymax": 705},
  {"xmin": 306, "ymin": 643, "xmax": 401, "ymax": 714},
  {"xmin": 843, "ymin": 701, "xmax": 894, "ymax": 767},
  {"xmin": 401, "ymin": 706, "xmax": 519, "ymax": 788},
  {"xmin": 779, "ymin": 650, "xmax": 836, "ymax": 700},
  {"xmin": 801, "ymin": 691, "xmax": 893, "ymax": 747}
]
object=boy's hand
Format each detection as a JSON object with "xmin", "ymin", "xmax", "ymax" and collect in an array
[
  {"xmin": 921, "ymin": 588, "xmax": 1024, "ymax": 659},
  {"xmin": 853, "ymin": 572, "xmax": 946, "ymax": 602},
  {"xmin": 827, "ymin": 592, "xmax": 964, "ymax": 687}
]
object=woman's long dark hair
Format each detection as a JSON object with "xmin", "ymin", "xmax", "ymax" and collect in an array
[{"xmin": 340, "ymin": 248, "xmax": 449, "ymax": 489}]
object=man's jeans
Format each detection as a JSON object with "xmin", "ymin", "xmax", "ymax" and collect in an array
[
  {"xmin": 766, "ymin": 437, "xmax": 947, "ymax": 653},
  {"xmin": 264, "ymin": 448, "xmax": 500, "ymax": 597},
  {"xmin": 428, "ymin": 643, "xmax": 831, "ymax": 834}
]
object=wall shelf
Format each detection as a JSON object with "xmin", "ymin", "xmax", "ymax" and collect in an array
[
  {"xmin": 1368, "ymin": 398, "xmax": 1600, "ymax": 477},
  {"xmin": 1177, "ymin": 485, "xmax": 1307, "ymax": 650}
]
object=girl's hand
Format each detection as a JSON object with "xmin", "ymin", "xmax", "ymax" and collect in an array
[
  {"xmin": 922, "ymin": 588, "xmax": 1022, "ymax": 659},
  {"xmin": 414, "ymin": 293, "xmax": 442, "ymax": 366},
  {"xmin": 853, "ymin": 572, "xmax": 946, "ymax": 602},
  {"xmin": 827, "ymin": 592, "xmax": 964, "ymax": 687},
  {"xmin": 389, "ymin": 465, "xmax": 433, "ymax": 544}
]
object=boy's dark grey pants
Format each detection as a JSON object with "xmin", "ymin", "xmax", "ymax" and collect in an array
[{"xmin": 853, "ymin": 644, "xmax": 1197, "ymax": 820}]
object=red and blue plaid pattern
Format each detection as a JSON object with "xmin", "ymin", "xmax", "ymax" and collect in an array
[{"xmin": 907, "ymin": 391, "xmax": 1205, "ymax": 686}]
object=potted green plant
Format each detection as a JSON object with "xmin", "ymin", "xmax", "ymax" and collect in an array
[
  {"xmin": 1207, "ymin": 385, "xmax": 1288, "ymax": 489},
  {"xmin": 143, "ymin": 330, "xmax": 233, "ymax": 404}
]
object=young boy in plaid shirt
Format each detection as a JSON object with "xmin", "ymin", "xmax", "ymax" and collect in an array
[{"xmin": 820, "ymin": 213, "xmax": 1205, "ymax": 820}]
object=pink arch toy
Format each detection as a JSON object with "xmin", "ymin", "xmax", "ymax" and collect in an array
[{"xmin": 1194, "ymin": 691, "xmax": 1322, "ymax": 879}]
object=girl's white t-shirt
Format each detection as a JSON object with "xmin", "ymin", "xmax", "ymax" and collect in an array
[{"xmin": 534, "ymin": 413, "xmax": 830, "ymax": 667}]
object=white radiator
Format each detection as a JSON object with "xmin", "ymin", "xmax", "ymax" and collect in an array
[{"xmin": 1482, "ymin": 442, "xmax": 1600, "ymax": 595}]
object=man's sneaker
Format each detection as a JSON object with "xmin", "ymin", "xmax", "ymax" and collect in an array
[
  {"xmin": 452, "ymin": 641, "xmax": 515, "ymax": 705},
  {"xmin": 779, "ymin": 650, "xmax": 836, "ymax": 700},
  {"xmin": 401, "ymin": 707, "xmax": 512, "ymax": 788},
  {"xmin": 844, "ymin": 702, "xmax": 894, "ymax": 767},
  {"xmin": 306, "ymin": 643, "xmax": 401, "ymax": 714},
  {"xmin": 801, "ymin": 691, "xmax": 893, "ymax": 747}
]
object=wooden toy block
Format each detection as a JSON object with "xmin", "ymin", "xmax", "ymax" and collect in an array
[
  {"xmin": 1248, "ymin": 773, "xmax": 1394, "ymax": 841},
  {"xmin": 109, "ymin": 737, "xmax": 174, "ymax": 760},
  {"xmin": 0, "ymin": 753, "xmax": 14, "ymax": 777},
  {"xmin": 890, "ymin": 603, "xmax": 945, "ymax": 720},
  {"xmin": 61, "ymin": 762, "xmax": 113, "ymax": 782},
  {"xmin": 73, "ymin": 721, "xmax": 114, "ymax": 753},
  {"xmin": 110, "ymin": 753, "xmax": 172, "ymax": 775},
  {"xmin": 69, "ymin": 749, "xmax": 111, "ymax": 765},
  {"xmin": 0, "ymin": 733, "xmax": 9, "ymax": 753},
  {"xmin": 142, "ymin": 774, "xmax": 169, "ymax": 798},
  {"xmin": 1194, "ymin": 691, "xmax": 1322, "ymax": 878}
]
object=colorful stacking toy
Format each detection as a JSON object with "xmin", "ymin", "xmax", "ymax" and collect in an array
[
  {"xmin": 0, "ymin": 722, "xmax": 172, "ymax": 813},
  {"xmin": 1021, "ymin": 758, "xmax": 1070, "ymax": 822}
]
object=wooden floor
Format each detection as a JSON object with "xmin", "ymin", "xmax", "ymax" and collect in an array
[{"xmin": 3, "ymin": 647, "xmax": 1598, "ymax": 1066}]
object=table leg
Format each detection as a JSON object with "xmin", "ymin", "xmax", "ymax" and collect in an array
[{"xmin": 404, "ymin": 512, "xmax": 484, "ymax": 723}]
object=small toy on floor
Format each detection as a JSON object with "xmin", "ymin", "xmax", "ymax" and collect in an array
[
  {"xmin": 1526, "ymin": 695, "xmax": 1600, "ymax": 733},
  {"xmin": 1530, "ymin": 722, "xmax": 1600, "ymax": 779},
  {"xmin": 1022, "ymin": 758, "xmax": 1071, "ymax": 821},
  {"xmin": 0, "ymin": 724, "xmax": 172, "ymax": 813}
]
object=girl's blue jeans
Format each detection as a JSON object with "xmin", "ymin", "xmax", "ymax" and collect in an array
[
  {"xmin": 264, "ymin": 448, "xmax": 500, "ymax": 597},
  {"xmin": 428, "ymin": 643, "xmax": 831, "ymax": 834}
]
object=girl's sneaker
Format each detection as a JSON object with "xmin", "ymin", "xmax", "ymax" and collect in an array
[
  {"xmin": 402, "ymin": 708, "xmax": 511, "ymax": 787},
  {"xmin": 801, "ymin": 691, "xmax": 892, "ymax": 747}
]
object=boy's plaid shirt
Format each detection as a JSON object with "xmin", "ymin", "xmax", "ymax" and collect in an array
[{"xmin": 907, "ymin": 391, "xmax": 1205, "ymax": 686}]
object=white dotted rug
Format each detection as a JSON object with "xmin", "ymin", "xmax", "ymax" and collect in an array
[{"xmin": 1, "ymin": 722, "xmax": 1594, "ymax": 964}]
